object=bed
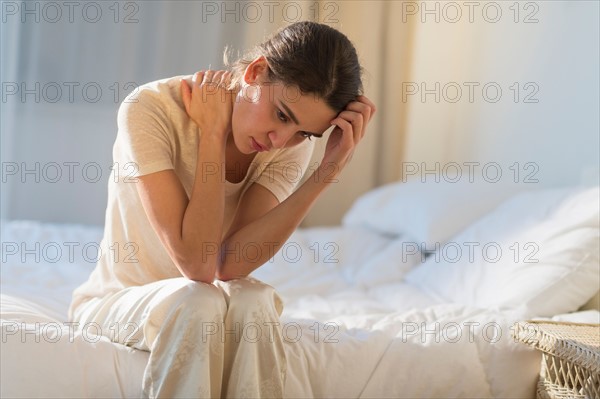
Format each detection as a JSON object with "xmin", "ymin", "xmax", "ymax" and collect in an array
[{"xmin": 1, "ymin": 178, "xmax": 599, "ymax": 398}]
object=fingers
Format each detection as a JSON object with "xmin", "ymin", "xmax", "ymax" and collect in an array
[
  {"xmin": 346, "ymin": 101, "xmax": 372, "ymax": 127},
  {"xmin": 332, "ymin": 109, "xmax": 365, "ymax": 143},
  {"xmin": 220, "ymin": 71, "xmax": 232, "ymax": 89},
  {"xmin": 192, "ymin": 71, "xmax": 204, "ymax": 84},
  {"xmin": 191, "ymin": 71, "xmax": 205, "ymax": 100},
  {"xmin": 194, "ymin": 70, "xmax": 233, "ymax": 99},
  {"xmin": 202, "ymin": 69, "xmax": 215, "ymax": 84},
  {"xmin": 331, "ymin": 95, "xmax": 376, "ymax": 143},
  {"xmin": 180, "ymin": 79, "xmax": 191, "ymax": 114},
  {"xmin": 187, "ymin": 69, "xmax": 232, "ymax": 106},
  {"xmin": 338, "ymin": 110, "xmax": 364, "ymax": 142},
  {"xmin": 191, "ymin": 70, "xmax": 232, "ymax": 88},
  {"xmin": 329, "ymin": 117, "xmax": 354, "ymax": 151},
  {"xmin": 358, "ymin": 95, "xmax": 377, "ymax": 116}
]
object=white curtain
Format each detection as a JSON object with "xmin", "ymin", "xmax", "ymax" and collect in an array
[{"xmin": 0, "ymin": 1, "xmax": 267, "ymax": 224}]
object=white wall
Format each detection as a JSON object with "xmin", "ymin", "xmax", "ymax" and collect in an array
[{"xmin": 403, "ymin": 1, "xmax": 599, "ymax": 188}]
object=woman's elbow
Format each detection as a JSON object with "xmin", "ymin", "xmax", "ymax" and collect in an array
[
  {"xmin": 214, "ymin": 264, "xmax": 247, "ymax": 282},
  {"xmin": 177, "ymin": 259, "xmax": 218, "ymax": 284}
]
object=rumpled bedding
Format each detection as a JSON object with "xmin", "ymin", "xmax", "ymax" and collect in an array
[{"xmin": 2, "ymin": 220, "xmax": 594, "ymax": 398}]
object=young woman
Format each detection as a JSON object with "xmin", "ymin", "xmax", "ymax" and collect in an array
[{"xmin": 68, "ymin": 21, "xmax": 375, "ymax": 398}]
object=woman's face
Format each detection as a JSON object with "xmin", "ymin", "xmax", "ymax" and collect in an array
[{"xmin": 230, "ymin": 58, "xmax": 337, "ymax": 154}]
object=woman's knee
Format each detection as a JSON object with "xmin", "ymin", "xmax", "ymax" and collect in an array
[
  {"xmin": 142, "ymin": 278, "xmax": 227, "ymax": 348},
  {"xmin": 168, "ymin": 278, "xmax": 226, "ymax": 312},
  {"xmin": 146, "ymin": 278, "xmax": 227, "ymax": 325},
  {"xmin": 219, "ymin": 277, "xmax": 284, "ymax": 318}
]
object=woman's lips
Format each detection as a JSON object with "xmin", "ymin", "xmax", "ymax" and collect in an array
[{"xmin": 251, "ymin": 137, "xmax": 266, "ymax": 152}]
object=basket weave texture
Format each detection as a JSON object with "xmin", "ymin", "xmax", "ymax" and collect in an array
[{"xmin": 513, "ymin": 321, "xmax": 600, "ymax": 399}]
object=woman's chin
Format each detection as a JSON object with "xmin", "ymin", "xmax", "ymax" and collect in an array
[{"xmin": 233, "ymin": 136, "xmax": 254, "ymax": 155}]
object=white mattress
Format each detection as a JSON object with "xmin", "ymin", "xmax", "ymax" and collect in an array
[{"xmin": 2, "ymin": 220, "xmax": 598, "ymax": 398}]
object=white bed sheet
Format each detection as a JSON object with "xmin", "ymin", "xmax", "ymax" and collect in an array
[{"xmin": 2, "ymin": 220, "xmax": 598, "ymax": 398}]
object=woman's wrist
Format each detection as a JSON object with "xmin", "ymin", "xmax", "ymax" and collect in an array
[
  {"xmin": 311, "ymin": 161, "xmax": 342, "ymax": 185},
  {"xmin": 301, "ymin": 166, "xmax": 336, "ymax": 194},
  {"xmin": 197, "ymin": 127, "xmax": 228, "ymax": 148}
]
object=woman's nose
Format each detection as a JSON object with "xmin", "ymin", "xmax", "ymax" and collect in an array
[{"xmin": 268, "ymin": 130, "xmax": 293, "ymax": 149}]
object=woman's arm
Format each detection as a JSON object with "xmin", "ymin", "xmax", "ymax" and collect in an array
[
  {"xmin": 136, "ymin": 70, "xmax": 232, "ymax": 283},
  {"xmin": 137, "ymin": 132, "xmax": 226, "ymax": 283},
  {"xmin": 217, "ymin": 96, "xmax": 376, "ymax": 280},
  {"xmin": 217, "ymin": 166, "xmax": 331, "ymax": 280}
]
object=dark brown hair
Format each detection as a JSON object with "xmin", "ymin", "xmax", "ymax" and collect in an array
[{"xmin": 226, "ymin": 21, "xmax": 364, "ymax": 113}]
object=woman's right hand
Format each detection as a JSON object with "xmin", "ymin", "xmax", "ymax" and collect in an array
[{"xmin": 180, "ymin": 70, "xmax": 233, "ymax": 140}]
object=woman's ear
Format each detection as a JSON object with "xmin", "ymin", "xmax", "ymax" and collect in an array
[{"xmin": 242, "ymin": 56, "xmax": 268, "ymax": 85}]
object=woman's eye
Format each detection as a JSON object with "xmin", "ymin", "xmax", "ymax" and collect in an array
[
  {"xmin": 300, "ymin": 132, "xmax": 313, "ymax": 141},
  {"xmin": 277, "ymin": 110, "xmax": 288, "ymax": 123}
]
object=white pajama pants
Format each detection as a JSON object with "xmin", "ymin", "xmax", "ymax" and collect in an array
[{"xmin": 71, "ymin": 277, "xmax": 287, "ymax": 398}]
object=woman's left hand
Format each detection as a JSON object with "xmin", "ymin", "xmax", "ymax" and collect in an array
[{"xmin": 321, "ymin": 95, "xmax": 376, "ymax": 177}]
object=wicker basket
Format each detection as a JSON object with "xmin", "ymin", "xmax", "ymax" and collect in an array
[{"xmin": 512, "ymin": 321, "xmax": 600, "ymax": 399}]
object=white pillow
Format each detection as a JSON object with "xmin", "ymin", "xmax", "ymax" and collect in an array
[
  {"xmin": 404, "ymin": 186, "xmax": 600, "ymax": 317},
  {"xmin": 342, "ymin": 176, "xmax": 525, "ymax": 246}
]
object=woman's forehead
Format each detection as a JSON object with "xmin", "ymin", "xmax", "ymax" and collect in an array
[{"xmin": 269, "ymin": 82, "xmax": 333, "ymax": 111}]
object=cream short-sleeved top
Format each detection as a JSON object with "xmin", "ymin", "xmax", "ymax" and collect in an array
[{"xmin": 68, "ymin": 75, "xmax": 315, "ymax": 319}]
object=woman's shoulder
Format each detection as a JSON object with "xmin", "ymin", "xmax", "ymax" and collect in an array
[
  {"xmin": 118, "ymin": 75, "xmax": 192, "ymax": 121},
  {"xmin": 123, "ymin": 75, "xmax": 189, "ymax": 104},
  {"xmin": 273, "ymin": 139, "xmax": 316, "ymax": 161},
  {"xmin": 247, "ymin": 140, "xmax": 316, "ymax": 169}
]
